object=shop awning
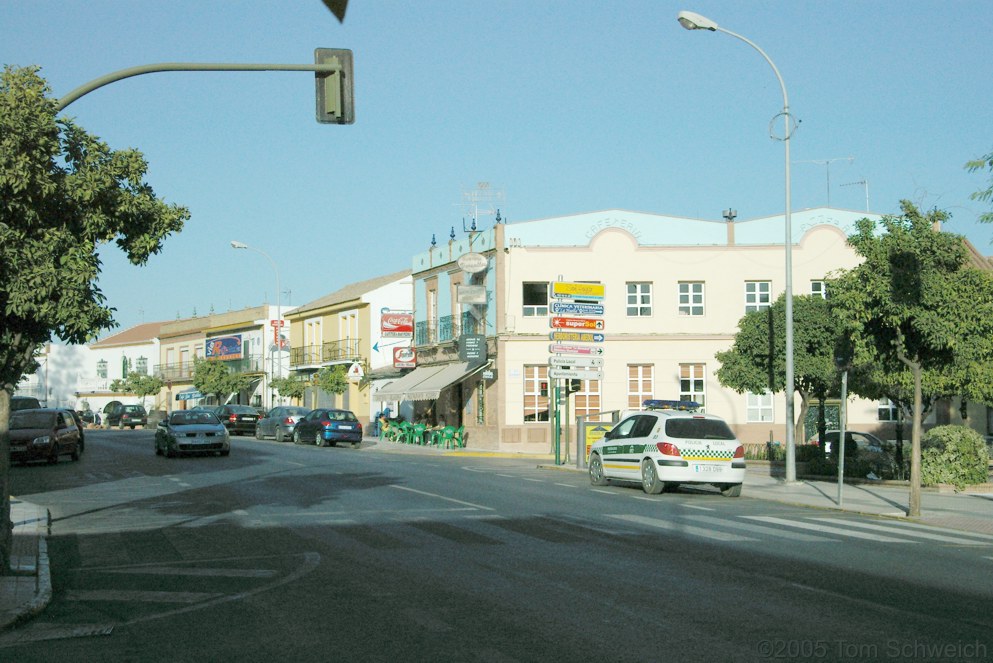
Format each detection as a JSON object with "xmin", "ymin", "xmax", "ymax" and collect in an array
[{"xmin": 376, "ymin": 362, "xmax": 488, "ymax": 402}]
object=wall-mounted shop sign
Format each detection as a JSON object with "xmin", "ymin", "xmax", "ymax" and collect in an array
[
  {"xmin": 205, "ymin": 334, "xmax": 243, "ymax": 361},
  {"xmin": 393, "ymin": 347, "xmax": 417, "ymax": 369},
  {"xmin": 381, "ymin": 310, "xmax": 414, "ymax": 337},
  {"xmin": 457, "ymin": 252, "xmax": 488, "ymax": 274}
]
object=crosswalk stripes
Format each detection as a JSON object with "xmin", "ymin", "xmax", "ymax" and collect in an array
[
  {"xmin": 742, "ymin": 516, "xmax": 913, "ymax": 543},
  {"xmin": 685, "ymin": 514, "xmax": 837, "ymax": 542},
  {"xmin": 608, "ymin": 514, "xmax": 753, "ymax": 542},
  {"xmin": 811, "ymin": 517, "xmax": 992, "ymax": 545}
]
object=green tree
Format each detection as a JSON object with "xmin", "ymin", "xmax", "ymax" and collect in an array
[
  {"xmin": 271, "ymin": 375, "xmax": 308, "ymax": 403},
  {"xmin": 829, "ymin": 201, "xmax": 993, "ymax": 516},
  {"xmin": 966, "ymin": 149, "xmax": 993, "ymax": 226},
  {"xmin": 0, "ymin": 66, "xmax": 188, "ymax": 569},
  {"xmin": 716, "ymin": 294, "xmax": 842, "ymax": 453},
  {"xmin": 314, "ymin": 365, "xmax": 348, "ymax": 400},
  {"xmin": 192, "ymin": 358, "xmax": 255, "ymax": 405},
  {"xmin": 110, "ymin": 371, "xmax": 165, "ymax": 408}
]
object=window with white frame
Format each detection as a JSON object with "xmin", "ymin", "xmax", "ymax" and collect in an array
[
  {"xmin": 572, "ymin": 378, "xmax": 602, "ymax": 419},
  {"xmin": 747, "ymin": 391, "xmax": 774, "ymax": 422},
  {"xmin": 745, "ymin": 281, "xmax": 772, "ymax": 313},
  {"xmin": 96, "ymin": 359, "xmax": 107, "ymax": 379},
  {"xmin": 523, "ymin": 282, "xmax": 548, "ymax": 317},
  {"xmin": 810, "ymin": 280, "xmax": 827, "ymax": 299},
  {"xmin": 135, "ymin": 356, "xmax": 148, "ymax": 375},
  {"xmin": 627, "ymin": 364, "xmax": 654, "ymax": 408},
  {"xmin": 523, "ymin": 364, "xmax": 549, "ymax": 422},
  {"xmin": 678, "ymin": 282, "xmax": 704, "ymax": 316},
  {"xmin": 679, "ymin": 363, "xmax": 706, "ymax": 409},
  {"xmin": 626, "ymin": 282, "xmax": 652, "ymax": 316},
  {"xmin": 878, "ymin": 398, "xmax": 900, "ymax": 422}
]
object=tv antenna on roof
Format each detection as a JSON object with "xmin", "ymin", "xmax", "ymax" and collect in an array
[
  {"xmin": 794, "ymin": 156, "xmax": 854, "ymax": 206},
  {"xmin": 457, "ymin": 181, "xmax": 506, "ymax": 232},
  {"xmin": 842, "ymin": 179, "xmax": 870, "ymax": 211}
]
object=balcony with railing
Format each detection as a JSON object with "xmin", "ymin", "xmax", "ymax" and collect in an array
[
  {"xmin": 156, "ymin": 355, "xmax": 265, "ymax": 381},
  {"xmin": 290, "ymin": 339, "xmax": 362, "ymax": 369},
  {"xmin": 415, "ymin": 313, "xmax": 480, "ymax": 347}
]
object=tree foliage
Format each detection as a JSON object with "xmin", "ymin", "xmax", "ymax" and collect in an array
[
  {"xmin": 271, "ymin": 375, "xmax": 308, "ymax": 402},
  {"xmin": 314, "ymin": 365, "xmax": 348, "ymax": 398},
  {"xmin": 109, "ymin": 371, "xmax": 164, "ymax": 408},
  {"xmin": 716, "ymin": 294, "xmax": 842, "ymax": 444},
  {"xmin": 966, "ymin": 149, "xmax": 993, "ymax": 226},
  {"xmin": 192, "ymin": 358, "xmax": 255, "ymax": 404},
  {"xmin": 0, "ymin": 65, "xmax": 188, "ymax": 569},
  {"xmin": 828, "ymin": 201, "xmax": 993, "ymax": 515}
]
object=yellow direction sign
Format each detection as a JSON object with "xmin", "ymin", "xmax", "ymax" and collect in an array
[{"xmin": 551, "ymin": 281, "xmax": 605, "ymax": 300}]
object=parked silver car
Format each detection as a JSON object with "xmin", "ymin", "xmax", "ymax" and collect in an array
[{"xmin": 255, "ymin": 406, "xmax": 311, "ymax": 443}]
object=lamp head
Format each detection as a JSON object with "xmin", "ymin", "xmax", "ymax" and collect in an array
[
  {"xmin": 231, "ymin": 240, "xmax": 248, "ymax": 249},
  {"xmin": 677, "ymin": 10, "xmax": 718, "ymax": 31}
]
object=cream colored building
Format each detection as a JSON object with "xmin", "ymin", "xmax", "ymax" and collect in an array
[
  {"xmin": 391, "ymin": 207, "xmax": 993, "ymax": 455},
  {"xmin": 286, "ymin": 270, "xmax": 412, "ymax": 426}
]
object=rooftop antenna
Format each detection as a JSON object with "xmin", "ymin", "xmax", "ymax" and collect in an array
[
  {"xmin": 457, "ymin": 181, "xmax": 506, "ymax": 232},
  {"xmin": 842, "ymin": 179, "xmax": 870, "ymax": 211},
  {"xmin": 794, "ymin": 156, "xmax": 854, "ymax": 206}
]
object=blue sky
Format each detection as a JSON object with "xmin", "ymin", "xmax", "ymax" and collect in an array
[{"xmin": 3, "ymin": 1, "xmax": 992, "ymax": 335}]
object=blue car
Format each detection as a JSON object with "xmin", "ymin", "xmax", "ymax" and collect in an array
[{"xmin": 292, "ymin": 408, "xmax": 363, "ymax": 448}]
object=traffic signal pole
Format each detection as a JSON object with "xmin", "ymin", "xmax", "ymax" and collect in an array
[{"xmin": 56, "ymin": 61, "xmax": 343, "ymax": 112}]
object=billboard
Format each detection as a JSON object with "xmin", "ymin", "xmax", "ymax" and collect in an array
[
  {"xmin": 381, "ymin": 311, "xmax": 414, "ymax": 337},
  {"xmin": 205, "ymin": 334, "xmax": 243, "ymax": 361},
  {"xmin": 394, "ymin": 347, "xmax": 417, "ymax": 368}
]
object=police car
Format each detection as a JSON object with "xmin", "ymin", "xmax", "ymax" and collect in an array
[{"xmin": 588, "ymin": 400, "xmax": 745, "ymax": 496}]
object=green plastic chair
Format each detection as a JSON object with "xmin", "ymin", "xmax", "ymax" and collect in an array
[
  {"xmin": 395, "ymin": 420, "xmax": 411, "ymax": 443},
  {"xmin": 452, "ymin": 426, "xmax": 466, "ymax": 448},
  {"xmin": 405, "ymin": 423, "xmax": 427, "ymax": 445},
  {"xmin": 430, "ymin": 425, "xmax": 456, "ymax": 448}
]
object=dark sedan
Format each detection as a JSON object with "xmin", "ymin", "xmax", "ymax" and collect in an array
[
  {"xmin": 9, "ymin": 408, "xmax": 81, "ymax": 464},
  {"xmin": 256, "ymin": 406, "xmax": 311, "ymax": 443},
  {"xmin": 212, "ymin": 404, "xmax": 260, "ymax": 436},
  {"xmin": 292, "ymin": 408, "xmax": 363, "ymax": 448},
  {"xmin": 155, "ymin": 411, "xmax": 231, "ymax": 457}
]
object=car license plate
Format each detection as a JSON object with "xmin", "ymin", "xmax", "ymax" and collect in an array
[
  {"xmin": 695, "ymin": 464, "xmax": 724, "ymax": 474},
  {"xmin": 339, "ymin": 425, "xmax": 353, "ymax": 430}
]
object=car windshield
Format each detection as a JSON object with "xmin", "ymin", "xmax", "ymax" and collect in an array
[
  {"xmin": 328, "ymin": 410, "xmax": 357, "ymax": 422},
  {"xmin": 170, "ymin": 412, "xmax": 220, "ymax": 426},
  {"xmin": 228, "ymin": 406, "xmax": 257, "ymax": 414},
  {"xmin": 665, "ymin": 417, "xmax": 736, "ymax": 440},
  {"xmin": 10, "ymin": 411, "xmax": 55, "ymax": 429},
  {"xmin": 124, "ymin": 406, "xmax": 144, "ymax": 413}
]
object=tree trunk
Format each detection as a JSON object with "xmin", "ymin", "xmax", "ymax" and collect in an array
[{"xmin": 0, "ymin": 393, "xmax": 12, "ymax": 574}]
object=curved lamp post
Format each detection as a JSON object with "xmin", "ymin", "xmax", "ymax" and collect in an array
[
  {"xmin": 677, "ymin": 10, "xmax": 797, "ymax": 482},
  {"xmin": 231, "ymin": 240, "xmax": 283, "ymax": 407}
]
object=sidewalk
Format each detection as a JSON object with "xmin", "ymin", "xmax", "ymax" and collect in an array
[
  {"xmin": 3, "ymin": 444, "xmax": 991, "ymax": 633},
  {"xmin": 0, "ymin": 498, "xmax": 51, "ymax": 632}
]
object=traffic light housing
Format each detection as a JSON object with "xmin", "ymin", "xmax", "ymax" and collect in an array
[
  {"xmin": 567, "ymin": 379, "xmax": 581, "ymax": 394},
  {"xmin": 539, "ymin": 381, "xmax": 548, "ymax": 397},
  {"xmin": 315, "ymin": 48, "xmax": 354, "ymax": 124}
]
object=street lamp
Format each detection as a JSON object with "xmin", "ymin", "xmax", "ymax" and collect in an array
[
  {"xmin": 231, "ymin": 240, "xmax": 282, "ymax": 408},
  {"xmin": 677, "ymin": 10, "xmax": 798, "ymax": 482}
]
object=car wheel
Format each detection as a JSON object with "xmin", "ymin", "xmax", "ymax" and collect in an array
[
  {"xmin": 71, "ymin": 445, "xmax": 80, "ymax": 462},
  {"xmin": 641, "ymin": 458, "xmax": 664, "ymax": 495},
  {"xmin": 329, "ymin": 440, "xmax": 337, "ymax": 447},
  {"xmin": 720, "ymin": 483, "xmax": 742, "ymax": 498},
  {"xmin": 315, "ymin": 432, "xmax": 325, "ymax": 447},
  {"xmin": 589, "ymin": 453, "xmax": 608, "ymax": 486},
  {"xmin": 155, "ymin": 444, "xmax": 163, "ymax": 456},
  {"xmin": 275, "ymin": 430, "xmax": 285, "ymax": 443},
  {"xmin": 352, "ymin": 441, "xmax": 360, "ymax": 449},
  {"xmin": 119, "ymin": 422, "xmax": 125, "ymax": 430},
  {"xmin": 255, "ymin": 427, "xmax": 263, "ymax": 441},
  {"xmin": 47, "ymin": 450, "xmax": 58, "ymax": 465},
  {"xmin": 293, "ymin": 430, "xmax": 302, "ymax": 445},
  {"xmin": 130, "ymin": 425, "xmax": 135, "ymax": 430},
  {"xmin": 166, "ymin": 445, "xmax": 175, "ymax": 458}
]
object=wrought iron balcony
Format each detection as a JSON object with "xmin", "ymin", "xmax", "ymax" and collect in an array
[
  {"xmin": 415, "ymin": 313, "xmax": 480, "ymax": 347},
  {"xmin": 289, "ymin": 339, "xmax": 362, "ymax": 368}
]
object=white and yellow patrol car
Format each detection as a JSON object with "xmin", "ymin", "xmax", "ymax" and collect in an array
[{"xmin": 588, "ymin": 400, "xmax": 745, "ymax": 496}]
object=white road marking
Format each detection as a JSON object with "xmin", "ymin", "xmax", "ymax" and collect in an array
[
  {"xmin": 555, "ymin": 483, "xmax": 579, "ymax": 488},
  {"xmin": 609, "ymin": 514, "xmax": 754, "ymax": 542},
  {"xmin": 104, "ymin": 566, "xmax": 277, "ymax": 578},
  {"xmin": 812, "ymin": 518, "xmax": 993, "ymax": 545},
  {"xmin": 680, "ymin": 504, "xmax": 715, "ymax": 511},
  {"xmin": 689, "ymin": 515, "xmax": 837, "ymax": 542},
  {"xmin": 744, "ymin": 516, "xmax": 914, "ymax": 543},
  {"xmin": 389, "ymin": 485, "xmax": 494, "ymax": 511},
  {"xmin": 884, "ymin": 519, "xmax": 993, "ymax": 541},
  {"xmin": 590, "ymin": 489, "xmax": 617, "ymax": 495}
]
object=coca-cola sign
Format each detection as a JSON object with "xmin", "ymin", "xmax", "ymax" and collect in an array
[{"xmin": 381, "ymin": 311, "xmax": 413, "ymax": 337}]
